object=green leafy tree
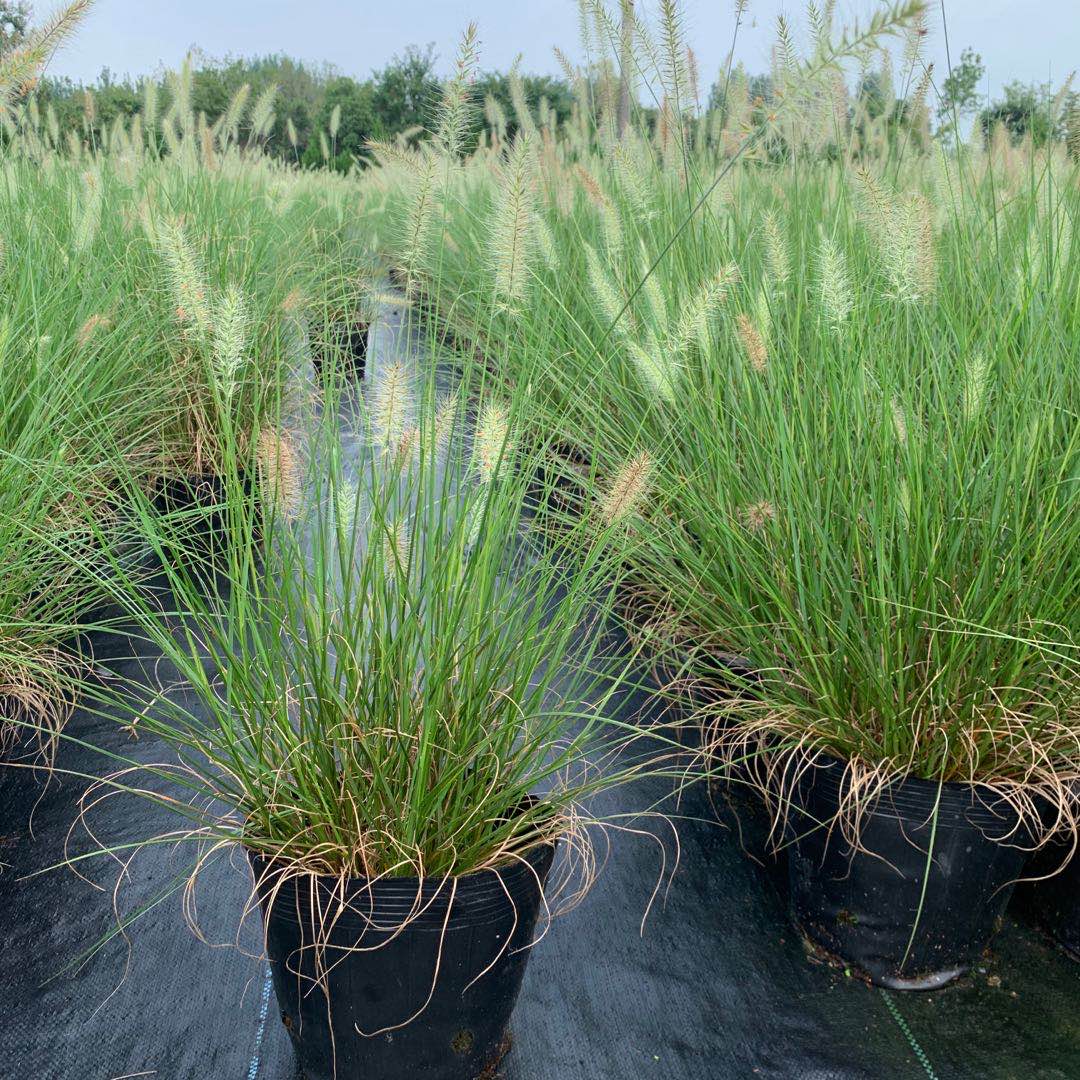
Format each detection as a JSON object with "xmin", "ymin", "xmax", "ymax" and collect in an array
[
  {"xmin": 473, "ymin": 70, "xmax": 573, "ymax": 144},
  {"xmin": 302, "ymin": 75, "xmax": 377, "ymax": 171},
  {"xmin": 708, "ymin": 70, "xmax": 773, "ymax": 113},
  {"xmin": 371, "ymin": 44, "xmax": 440, "ymax": 134},
  {"xmin": 191, "ymin": 65, "xmax": 231, "ymax": 122},
  {"xmin": 855, "ymin": 71, "xmax": 889, "ymax": 121},
  {"xmin": 981, "ymin": 81, "xmax": 1061, "ymax": 147},
  {"xmin": 89, "ymin": 67, "xmax": 140, "ymax": 130},
  {"xmin": 938, "ymin": 46, "xmax": 983, "ymax": 124},
  {"xmin": 37, "ymin": 68, "xmax": 139, "ymax": 146},
  {"xmin": 0, "ymin": 0, "xmax": 30, "ymax": 52},
  {"xmin": 192, "ymin": 52, "xmax": 326, "ymax": 152}
]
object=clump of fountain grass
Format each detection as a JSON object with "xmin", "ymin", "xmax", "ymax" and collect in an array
[
  {"xmin": 0, "ymin": 15, "xmax": 375, "ymax": 755},
  {"xmin": 70, "ymin": 349, "xmax": 669, "ymax": 905},
  {"xmin": 359, "ymin": 0, "xmax": 1080, "ymax": 838}
]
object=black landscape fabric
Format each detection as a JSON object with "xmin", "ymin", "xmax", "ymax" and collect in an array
[
  {"xmin": 2, "ymin": 627, "xmax": 1079, "ymax": 1080},
  {"xmin": 1, "ymin": 309, "xmax": 1078, "ymax": 1080}
]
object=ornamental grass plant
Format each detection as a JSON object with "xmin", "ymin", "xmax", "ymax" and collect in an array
[
  {"xmin": 362, "ymin": 0, "xmax": 1080, "ymax": 839},
  {"xmin": 55, "ymin": 339, "xmax": 675, "ymax": 978},
  {"xmin": 0, "ymin": 32, "xmax": 374, "ymax": 750}
]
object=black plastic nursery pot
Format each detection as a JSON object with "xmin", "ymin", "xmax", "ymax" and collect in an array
[
  {"xmin": 150, "ymin": 471, "xmax": 243, "ymax": 515},
  {"xmin": 1020, "ymin": 844, "xmax": 1080, "ymax": 959},
  {"xmin": 674, "ymin": 651, "xmax": 761, "ymax": 749},
  {"xmin": 313, "ymin": 318, "xmax": 369, "ymax": 380},
  {"xmin": 150, "ymin": 472, "xmax": 229, "ymax": 527},
  {"xmin": 149, "ymin": 471, "xmax": 261, "ymax": 549},
  {"xmin": 786, "ymin": 754, "xmax": 1032, "ymax": 990},
  {"xmin": 1015, "ymin": 785, "xmax": 1080, "ymax": 960},
  {"xmin": 249, "ymin": 838, "xmax": 556, "ymax": 1080},
  {"xmin": 523, "ymin": 440, "xmax": 591, "ymax": 525}
]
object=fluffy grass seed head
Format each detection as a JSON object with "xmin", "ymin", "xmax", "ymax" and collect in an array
[
  {"xmin": 71, "ymin": 168, "xmax": 102, "ymax": 256},
  {"xmin": 382, "ymin": 517, "xmax": 411, "ymax": 583},
  {"xmin": 816, "ymin": 232, "xmax": 854, "ymax": 329},
  {"xmin": 489, "ymin": 134, "xmax": 537, "ymax": 308},
  {"xmin": 508, "ymin": 58, "xmax": 538, "ymax": 139},
  {"xmin": 856, "ymin": 171, "xmax": 936, "ymax": 302},
  {"xmin": 599, "ymin": 451, "xmax": 654, "ymax": 527},
  {"xmin": 962, "ymin": 352, "xmax": 991, "ymax": 423},
  {"xmin": 218, "ymin": 83, "xmax": 251, "ymax": 148},
  {"xmin": 397, "ymin": 152, "xmax": 438, "ymax": 295},
  {"xmin": 762, "ymin": 211, "xmax": 790, "ymax": 289},
  {"xmin": 248, "ymin": 84, "xmax": 278, "ymax": 141},
  {"xmin": 472, "ymin": 400, "xmax": 513, "ymax": 484},
  {"xmin": 628, "ymin": 340, "xmax": 680, "ymax": 404},
  {"xmin": 157, "ymin": 216, "xmax": 211, "ymax": 333},
  {"xmin": 611, "ymin": 143, "xmax": 657, "ymax": 222},
  {"xmin": 586, "ymin": 243, "xmax": 626, "ymax": 330},
  {"xmin": 334, "ymin": 477, "xmax": 360, "ymax": 530},
  {"xmin": 671, "ymin": 265, "xmax": 737, "ymax": 355},
  {"xmin": 435, "ymin": 23, "xmax": 480, "ymax": 160},
  {"xmin": 280, "ymin": 286, "xmax": 305, "ymax": 316},
  {"xmin": 575, "ymin": 164, "xmax": 624, "ymax": 257},
  {"xmin": 890, "ymin": 396, "xmax": 908, "ymax": 446},
  {"xmin": 368, "ymin": 359, "xmax": 415, "ymax": 455},
  {"xmin": 142, "ymin": 76, "xmax": 158, "ymax": 130},
  {"xmin": 736, "ymin": 312, "xmax": 768, "ymax": 373},
  {"xmin": 212, "ymin": 284, "xmax": 248, "ymax": 402},
  {"xmin": 753, "ymin": 284, "xmax": 772, "ymax": 354},
  {"xmin": 257, "ymin": 428, "xmax": 302, "ymax": 520},
  {"xmin": 741, "ymin": 499, "xmax": 775, "ymax": 533},
  {"xmin": 0, "ymin": 1, "xmax": 93, "ymax": 105},
  {"xmin": 428, "ymin": 389, "xmax": 460, "ymax": 461},
  {"xmin": 76, "ymin": 313, "xmax": 111, "ymax": 347}
]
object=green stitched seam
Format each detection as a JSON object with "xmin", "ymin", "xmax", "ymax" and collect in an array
[{"xmin": 880, "ymin": 988, "xmax": 940, "ymax": 1080}]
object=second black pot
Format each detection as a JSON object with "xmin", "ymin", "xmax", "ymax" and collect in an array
[
  {"xmin": 1021, "ymin": 845, "xmax": 1080, "ymax": 960},
  {"xmin": 1014, "ymin": 785, "xmax": 1080, "ymax": 960},
  {"xmin": 250, "ymin": 839, "xmax": 556, "ymax": 1080},
  {"xmin": 313, "ymin": 318, "xmax": 369, "ymax": 381},
  {"xmin": 786, "ymin": 754, "xmax": 1031, "ymax": 989},
  {"xmin": 149, "ymin": 471, "xmax": 262, "ymax": 553}
]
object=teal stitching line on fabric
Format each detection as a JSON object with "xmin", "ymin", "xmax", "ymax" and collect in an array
[
  {"xmin": 880, "ymin": 988, "xmax": 939, "ymax": 1080},
  {"xmin": 246, "ymin": 962, "xmax": 274, "ymax": 1079}
]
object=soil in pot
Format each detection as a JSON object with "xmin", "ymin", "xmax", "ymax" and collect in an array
[
  {"xmin": 786, "ymin": 754, "xmax": 1032, "ymax": 990},
  {"xmin": 249, "ymin": 839, "xmax": 556, "ymax": 1080}
]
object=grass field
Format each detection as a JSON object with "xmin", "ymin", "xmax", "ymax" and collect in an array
[
  {"xmin": 0, "ymin": 0, "xmax": 1077, "ymax": 1020},
  {"xmin": 362, "ymin": 3, "xmax": 1080, "ymax": 833}
]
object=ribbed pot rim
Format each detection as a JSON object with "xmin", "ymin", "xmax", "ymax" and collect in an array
[
  {"xmin": 793, "ymin": 752, "xmax": 1030, "ymax": 838},
  {"xmin": 248, "ymin": 837, "xmax": 558, "ymax": 931}
]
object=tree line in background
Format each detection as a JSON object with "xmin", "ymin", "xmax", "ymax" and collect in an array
[
  {"xmin": 28, "ymin": 39, "xmax": 577, "ymax": 170},
  {"xmin": 3, "ymin": 0, "xmax": 1076, "ymax": 168}
]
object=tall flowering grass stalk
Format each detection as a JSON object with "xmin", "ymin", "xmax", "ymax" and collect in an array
[{"xmin": 489, "ymin": 135, "xmax": 537, "ymax": 309}]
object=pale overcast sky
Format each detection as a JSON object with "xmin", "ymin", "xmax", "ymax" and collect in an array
[{"xmin": 45, "ymin": 1, "xmax": 1077, "ymax": 103}]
